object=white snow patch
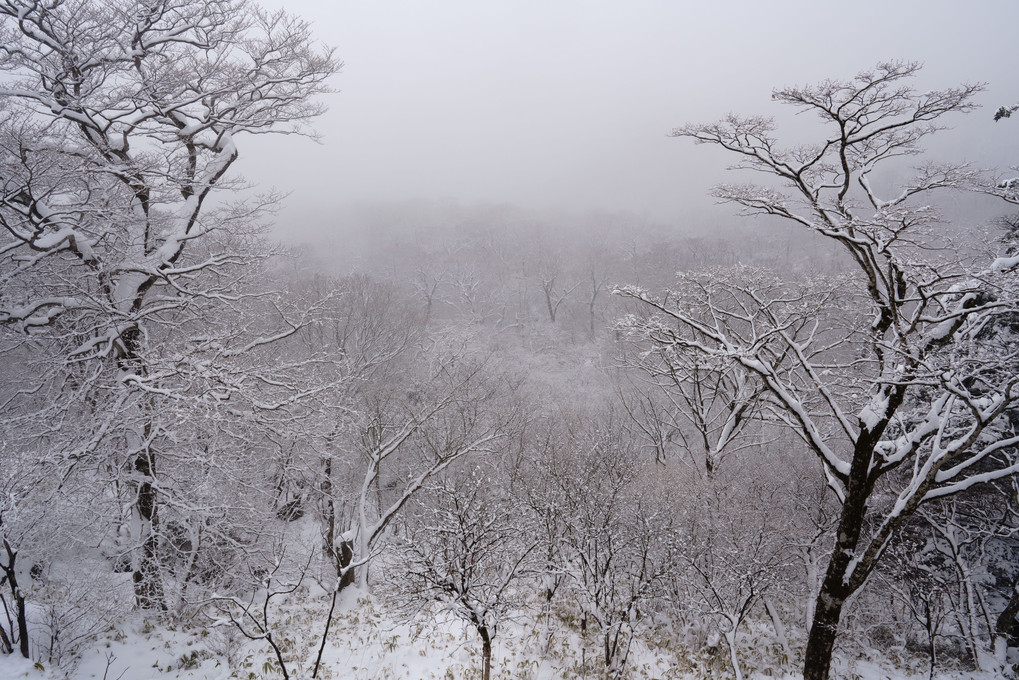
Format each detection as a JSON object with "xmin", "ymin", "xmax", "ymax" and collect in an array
[{"xmin": 858, "ymin": 393, "xmax": 888, "ymax": 431}]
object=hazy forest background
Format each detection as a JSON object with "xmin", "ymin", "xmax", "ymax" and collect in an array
[{"xmin": 3, "ymin": 2, "xmax": 1019, "ymax": 680}]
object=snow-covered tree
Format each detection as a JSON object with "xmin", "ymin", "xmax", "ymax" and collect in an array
[
  {"xmin": 619, "ymin": 61, "xmax": 1019, "ymax": 680},
  {"xmin": 0, "ymin": 0, "xmax": 338, "ymax": 624},
  {"xmin": 397, "ymin": 465, "xmax": 534, "ymax": 680},
  {"xmin": 318, "ymin": 342, "xmax": 519, "ymax": 594},
  {"xmin": 671, "ymin": 468, "xmax": 792, "ymax": 680},
  {"xmin": 619, "ymin": 267, "xmax": 798, "ymax": 477},
  {"xmin": 531, "ymin": 413, "xmax": 674, "ymax": 679}
]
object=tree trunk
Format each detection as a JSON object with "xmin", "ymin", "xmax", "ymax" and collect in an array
[
  {"xmin": 336, "ymin": 539, "xmax": 356, "ymax": 592},
  {"xmin": 321, "ymin": 457, "xmax": 354, "ymax": 591},
  {"xmin": 802, "ymin": 546, "xmax": 819, "ymax": 634},
  {"xmin": 723, "ymin": 628, "xmax": 743, "ymax": 680},
  {"xmin": 802, "ymin": 420, "xmax": 890, "ymax": 680},
  {"xmin": 764, "ymin": 597, "xmax": 789, "ymax": 654},
  {"xmin": 1, "ymin": 539, "xmax": 29, "ymax": 658},
  {"xmin": 312, "ymin": 588, "xmax": 338, "ymax": 678},
  {"xmin": 925, "ymin": 600, "xmax": 937, "ymax": 680},
  {"xmin": 15, "ymin": 588, "xmax": 28, "ymax": 659},
  {"xmin": 803, "ymin": 502, "xmax": 867, "ymax": 680},
  {"xmin": 803, "ymin": 593, "xmax": 845, "ymax": 680},
  {"xmin": 0, "ymin": 620, "xmax": 13, "ymax": 655},
  {"xmin": 479, "ymin": 625, "xmax": 492, "ymax": 680},
  {"xmin": 993, "ymin": 579, "xmax": 1019, "ymax": 664},
  {"xmin": 121, "ymin": 331, "xmax": 164, "ymax": 611},
  {"xmin": 132, "ymin": 449, "xmax": 165, "ymax": 610},
  {"xmin": 544, "ymin": 287, "xmax": 557, "ymax": 323}
]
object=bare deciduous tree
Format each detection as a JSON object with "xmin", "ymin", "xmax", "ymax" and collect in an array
[
  {"xmin": 620, "ymin": 61, "xmax": 1019, "ymax": 680},
  {"xmin": 397, "ymin": 467, "xmax": 533, "ymax": 680},
  {"xmin": 0, "ymin": 0, "xmax": 338, "ymax": 618},
  {"xmin": 672, "ymin": 472, "xmax": 791, "ymax": 680},
  {"xmin": 533, "ymin": 413, "xmax": 673, "ymax": 679},
  {"xmin": 318, "ymin": 346, "xmax": 517, "ymax": 594}
]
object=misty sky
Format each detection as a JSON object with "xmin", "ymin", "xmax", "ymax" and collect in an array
[{"xmin": 250, "ymin": 0, "xmax": 1019, "ymax": 240}]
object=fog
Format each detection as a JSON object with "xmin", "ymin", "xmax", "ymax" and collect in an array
[{"xmin": 240, "ymin": 1, "xmax": 1019, "ymax": 245}]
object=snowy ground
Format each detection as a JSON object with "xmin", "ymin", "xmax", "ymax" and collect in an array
[{"xmin": 1, "ymin": 588, "xmax": 1008, "ymax": 680}]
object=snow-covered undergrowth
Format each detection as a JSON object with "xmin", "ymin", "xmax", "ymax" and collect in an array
[
  {"xmin": 3, "ymin": 585, "xmax": 1006, "ymax": 680},
  {"xmin": 3, "ymin": 516, "xmax": 1011, "ymax": 680}
]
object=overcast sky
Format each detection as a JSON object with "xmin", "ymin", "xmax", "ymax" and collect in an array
[{"xmin": 248, "ymin": 0, "xmax": 1019, "ymax": 240}]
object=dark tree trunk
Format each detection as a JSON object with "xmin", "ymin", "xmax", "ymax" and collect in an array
[
  {"xmin": 704, "ymin": 451, "xmax": 716, "ymax": 480},
  {"xmin": 336, "ymin": 539, "xmax": 356, "ymax": 592},
  {"xmin": 994, "ymin": 579, "xmax": 1019, "ymax": 654},
  {"xmin": 120, "ymin": 331, "xmax": 164, "ymax": 610},
  {"xmin": 321, "ymin": 457, "xmax": 337, "ymax": 570},
  {"xmin": 544, "ymin": 288, "xmax": 557, "ymax": 323},
  {"xmin": 312, "ymin": 588, "xmax": 338, "ymax": 678},
  {"xmin": 15, "ymin": 592, "xmax": 27, "ymax": 659},
  {"xmin": 321, "ymin": 457, "xmax": 356, "ymax": 593},
  {"xmin": 803, "ymin": 439, "xmax": 876, "ymax": 680},
  {"xmin": 803, "ymin": 591, "xmax": 845, "ymax": 680},
  {"xmin": 0, "ymin": 620, "xmax": 13, "ymax": 655},
  {"xmin": 1, "ymin": 539, "xmax": 29, "ymax": 658},
  {"xmin": 479, "ymin": 625, "xmax": 492, "ymax": 680},
  {"xmin": 132, "ymin": 449, "xmax": 164, "ymax": 609}
]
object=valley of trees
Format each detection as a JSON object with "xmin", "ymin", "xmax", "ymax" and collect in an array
[{"xmin": 2, "ymin": 2, "xmax": 1019, "ymax": 680}]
